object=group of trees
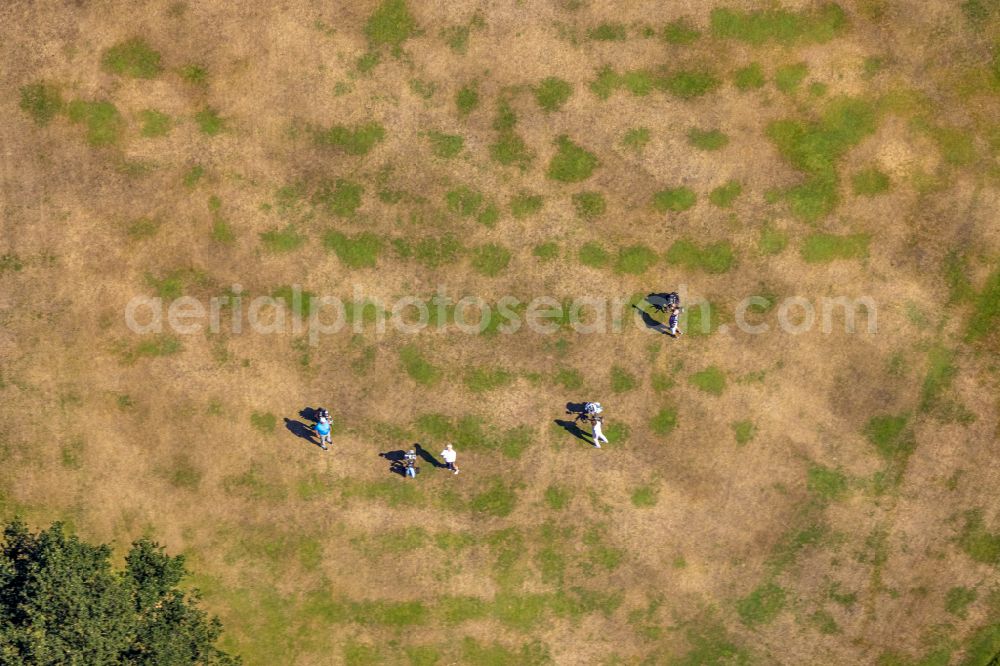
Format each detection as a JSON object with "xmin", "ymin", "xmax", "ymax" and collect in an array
[{"xmin": 0, "ymin": 519, "xmax": 238, "ymax": 665}]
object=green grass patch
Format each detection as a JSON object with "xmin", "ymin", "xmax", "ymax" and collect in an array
[
  {"xmin": 399, "ymin": 345, "xmax": 439, "ymax": 385},
  {"xmin": 211, "ymin": 218, "xmax": 234, "ymax": 243},
  {"xmin": 19, "ymin": 82, "xmax": 63, "ymax": 125},
  {"xmin": 945, "ymin": 586, "xmax": 977, "ymax": 618},
  {"xmin": 544, "ymin": 485, "xmax": 571, "ymax": 510},
  {"xmin": 733, "ymin": 62, "xmax": 766, "ymax": 90},
  {"xmin": 324, "ymin": 231, "xmax": 382, "ymax": 268},
  {"xmin": 807, "ymin": 465, "xmax": 848, "ymax": 500},
  {"xmin": 250, "ymin": 411, "xmax": 277, "ymax": 434},
  {"xmin": 687, "ymin": 128, "xmax": 728, "ymax": 150},
  {"xmin": 456, "ymin": 83, "xmax": 479, "ymax": 116},
  {"xmin": 183, "ymin": 165, "xmax": 205, "ymax": 188},
  {"xmin": 622, "ymin": 127, "xmax": 650, "ymax": 151},
  {"xmin": 588, "ymin": 23, "xmax": 627, "ymax": 41},
  {"xmin": 737, "ymin": 582, "xmax": 786, "ymax": 626},
  {"xmin": 470, "ymin": 479, "xmax": 518, "ymax": 517},
  {"xmin": 864, "ymin": 414, "xmax": 915, "ymax": 461},
  {"xmin": 774, "ymin": 62, "xmax": 808, "ymax": 93},
  {"xmin": 126, "ymin": 217, "xmax": 159, "ymax": 239},
  {"xmin": 271, "ymin": 286, "xmax": 316, "ymax": 318},
  {"xmin": 661, "ymin": 70, "xmax": 721, "ymax": 99},
  {"xmin": 810, "ymin": 610, "xmax": 840, "ymax": 635},
  {"xmin": 662, "ymin": 18, "xmax": 700, "ymax": 44},
  {"xmin": 533, "ymin": 242, "xmax": 559, "ymax": 260},
  {"xmin": 510, "ymin": 192, "xmax": 544, "ymax": 218},
  {"xmin": 610, "ymin": 365, "xmax": 637, "ymax": 392},
  {"xmin": 653, "ymin": 187, "xmax": 696, "ymax": 212},
  {"xmin": 732, "ymin": 420, "xmax": 755, "ymax": 444},
  {"xmin": 709, "ymin": 180, "xmax": 742, "ymax": 208},
  {"xmin": 180, "ymin": 64, "xmax": 207, "ymax": 85},
  {"xmin": 930, "ymin": 126, "xmax": 976, "ymax": 166},
  {"xmin": 958, "ymin": 509, "xmax": 1000, "ymax": 566},
  {"xmin": 710, "ymin": 4, "xmax": 848, "ymax": 45},
  {"xmin": 852, "ymin": 167, "xmax": 890, "ymax": 195},
  {"xmin": 548, "ymin": 135, "xmax": 598, "ymax": 182},
  {"xmin": 966, "ymin": 266, "xmax": 1000, "ymax": 348},
  {"xmin": 553, "ymin": 368, "xmax": 584, "ymax": 390},
  {"xmin": 759, "ymin": 225, "xmax": 788, "ymax": 255},
  {"xmin": 689, "ymin": 366, "xmax": 726, "ymax": 395},
  {"xmin": 959, "ymin": 622, "xmax": 1000, "ymax": 666},
  {"xmin": 476, "ymin": 202, "xmax": 500, "ymax": 227},
  {"xmin": 166, "ymin": 456, "xmax": 202, "ymax": 489},
  {"xmin": 920, "ymin": 346, "xmax": 956, "ymax": 412},
  {"xmin": 316, "ymin": 122, "xmax": 386, "ymax": 154},
  {"xmin": 446, "ymin": 186, "xmax": 483, "ymax": 217},
  {"xmin": 665, "ymin": 239, "xmax": 735, "ymax": 273},
  {"xmin": 101, "ymin": 38, "xmax": 162, "ymax": 78},
  {"xmin": 464, "ymin": 367, "xmax": 513, "ymax": 392},
  {"xmin": 313, "ymin": 179, "xmax": 363, "ymax": 216},
  {"xmin": 66, "ymin": 99, "xmax": 123, "ymax": 146},
  {"xmin": 194, "ymin": 108, "xmax": 224, "ymax": 135},
  {"xmin": 800, "ymin": 233, "xmax": 870, "ymax": 263},
  {"xmin": 490, "ymin": 131, "xmax": 533, "ymax": 169},
  {"xmin": 471, "ymin": 244, "xmax": 511, "ymax": 277},
  {"xmin": 259, "ymin": 225, "xmax": 305, "ymax": 253},
  {"xmin": 614, "ymin": 244, "xmax": 658, "ymax": 275},
  {"xmin": 944, "ymin": 251, "xmax": 974, "ymax": 304},
  {"xmin": 364, "ymin": 0, "xmax": 417, "ymax": 49},
  {"xmin": 578, "ymin": 242, "xmax": 610, "ymax": 268},
  {"xmin": 138, "ymin": 109, "xmax": 171, "ymax": 137},
  {"xmin": 410, "ymin": 235, "xmax": 461, "ymax": 269},
  {"xmin": 460, "ymin": 638, "xmax": 550, "ymax": 666},
  {"xmin": 427, "ymin": 131, "xmax": 463, "ymax": 158},
  {"xmin": 650, "ymin": 407, "xmax": 678, "ymax": 435},
  {"xmin": 121, "ymin": 335, "xmax": 183, "ymax": 363},
  {"xmin": 631, "ymin": 485, "xmax": 659, "ymax": 507},
  {"xmin": 534, "ymin": 77, "xmax": 573, "ymax": 112},
  {"xmin": 573, "ymin": 191, "xmax": 605, "ymax": 219}
]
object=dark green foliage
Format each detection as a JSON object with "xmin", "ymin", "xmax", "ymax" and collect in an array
[
  {"xmin": 67, "ymin": 100, "xmax": 124, "ymax": 146},
  {"xmin": 313, "ymin": 180, "xmax": 363, "ymax": 216},
  {"xmin": 573, "ymin": 191, "xmax": 606, "ymax": 219},
  {"xmin": 661, "ymin": 18, "xmax": 701, "ymax": 44},
  {"xmin": 315, "ymin": 122, "xmax": 386, "ymax": 154},
  {"xmin": 364, "ymin": 0, "xmax": 417, "ymax": 48},
  {"xmin": 101, "ymin": 38, "xmax": 163, "ymax": 78},
  {"xmin": 733, "ymin": 63, "xmax": 766, "ymax": 90},
  {"xmin": 0, "ymin": 519, "xmax": 236, "ymax": 665},
  {"xmin": 194, "ymin": 108, "xmax": 224, "ymax": 135},
  {"xmin": 709, "ymin": 180, "xmax": 742, "ymax": 207},
  {"xmin": 427, "ymin": 131, "xmax": 463, "ymax": 158},
  {"xmin": 737, "ymin": 582, "xmax": 786, "ymax": 626},
  {"xmin": 588, "ymin": 23, "xmax": 627, "ymax": 41},
  {"xmin": 774, "ymin": 62, "xmax": 808, "ymax": 92},
  {"xmin": 852, "ymin": 168, "xmax": 890, "ymax": 195},
  {"xmin": 547, "ymin": 136, "xmax": 598, "ymax": 182},
  {"xmin": 456, "ymin": 84, "xmax": 479, "ymax": 116},
  {"xmin": 710, "ymin": 4, "xmax": 848, "ymax": 45},
  {"xmin": 323, "ymin": 231, "xmax": 382, "ymax": 268},
  {"xmin": 687, "ymin": 128, "xmax": 728, "ymax": 150},
  {"xmin": 767, "ymin": 96, "xmax": 878, "ymax": 220},
  {"xmin": 800, "ymin": 233, "xmax": 869, "ymax": 262},
  {"xmin": 653, "ymin": 187, "xmax": 696, "ymax": 212},
  {"xmin": 534, "ymin": 77, "xmax": 573, "ymax": 112},
  {"xmin": 19, "ymin": 82, "xmax": 63, "ymax": 126}
]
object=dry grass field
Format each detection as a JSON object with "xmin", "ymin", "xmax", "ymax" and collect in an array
[{"xmin": 2, "ymin": 0, "xmax": 1000, "ymax": 664}]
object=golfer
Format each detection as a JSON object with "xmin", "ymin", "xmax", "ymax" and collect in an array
[
  {"xmin": 668, "ymin": 306, "xmax": 683, "ymax": 337},
  {"xmin": 441, "ymin": 444, "xmax": 459, "ymax": 474},
  {"xmin": 315, "ymin": 417, "xmax": 331, "ymax": 450},
  {"xmin": 592, "ymin": 415, "xmax": 608, "ymax": 448}
]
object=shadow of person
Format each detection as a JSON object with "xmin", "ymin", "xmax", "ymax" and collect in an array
[
  {"xmin": 414, "ymin": 443, "xmax": 441, "ymax": 468},
  {"xmin": 380, "ymin": 450, "xmax": 406, "ymax": 462},
  {"xmin": 554, "ymin": 419, "xmax": 593, "ymax": 444},
  {"xmin": 388, "ymin": 460, "xmax": 407, "ymax": 477},
  {"xmin": 299, "ymin": 407, "xmax": 319, "ymax": 423},
  {"xmin": 284, "ymin": 418, "xmax": 321, "ymax": 448},
  {"xmin": 632, "ymin": 304, "xmax": 669, "ymax": 335}
]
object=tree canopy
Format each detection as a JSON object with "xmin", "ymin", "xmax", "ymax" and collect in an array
[{"xmin": 0, "ymin": 519, "xmax": 238, "ymax": 665}]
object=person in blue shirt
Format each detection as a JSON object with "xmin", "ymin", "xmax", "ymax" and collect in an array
[{"xmin": 315, "ymin": 417, "xmax": 331, "ymax": 450}]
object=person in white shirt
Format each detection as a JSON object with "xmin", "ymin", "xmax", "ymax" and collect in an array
[
  {"xmin": 441, "ymin": 444, "xmax": 459, "ymax": 474},
  {"xmin": 591, "ymin": 415, "xmax": 608, "ymax": 448}
]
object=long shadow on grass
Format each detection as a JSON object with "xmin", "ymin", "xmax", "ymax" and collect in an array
[
  {"xmin": 415, "ymin": 443, "xmax": 442, "ymax": 468},
  {"xmin": 379, "ymin": 450, "xmax": 407, "ymax": 477},
  {"xmin": 554, "ymin": 419, "xmax": 593, "ymax": 445},
  {"xmin": 284, "ymin": 418, "xmax": 322, "ymax": 449},
  {"xmin": 632, "ymin": 303, "xmax": 670, "ymax": 335}
]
